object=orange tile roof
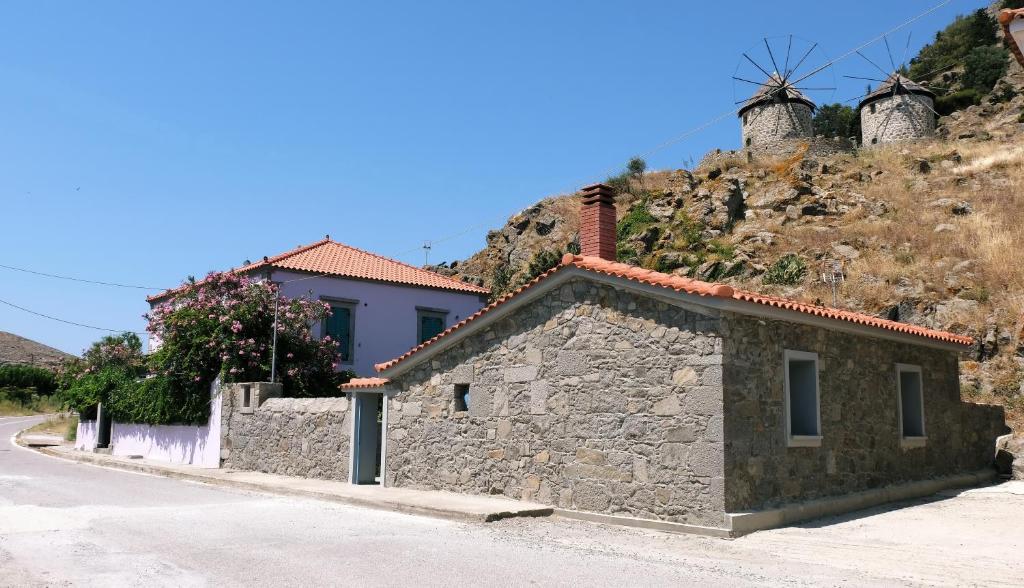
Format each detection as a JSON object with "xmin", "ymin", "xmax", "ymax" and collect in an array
[
  {"xmin": 375, "ymin": 254, "xmax": 972, "ymax": 373},
  {"xmin": 148, "ymin": 238, "xmax": 489, "ymax": 301},
  {"xmin": 339, "ymin": 377, "xmax": 390, "ymax": 389}
]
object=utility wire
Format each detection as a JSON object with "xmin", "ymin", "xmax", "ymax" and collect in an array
[
  {"xmin": 394, "ymin": 0, "xmax": 956, "ymax": 259},
  {"xmin": 0, "ymin": 262, "xmax": 169, "ymax": 291},
  {"xmin": 0, "ymin": 296, "xmax": 147, "ymax": 335}
]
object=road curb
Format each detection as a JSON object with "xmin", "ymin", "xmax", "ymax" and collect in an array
[{"xmin": 24, "ymin": 442, "xmax": 553, "ymax": 524}]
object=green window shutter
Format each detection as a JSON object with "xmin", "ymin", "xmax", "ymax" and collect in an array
[
  {"xmin": 419, "ymin": 314, "xmax": 445, "ymax": 344},
  {"xmin": 327, "ymin": 306, "xmax": 352, "ymax": 362}
]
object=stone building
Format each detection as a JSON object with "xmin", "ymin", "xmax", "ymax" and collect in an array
[
  {"xmin": 214, "ymin": 184, "xmax": 1005, "ymax": 536},
  {"xmin": 738, "ymin": 73, "xmax": 815, "ymax": 149},
  {"xmin": 859, "ymin": 74, "xmax": 936, "ymax": 147}
]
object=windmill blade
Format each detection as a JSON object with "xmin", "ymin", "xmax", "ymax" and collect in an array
[
  {"xmin": 791, "ymin": 86, "xmax": 836, "ymax": 91},
  {"xmin": 856, "ymin": 50, "xmax": 892, "ymax": 78},
  {"xmin": 733, "ymin": 75, "xmax": 772, "ymax": 87},
  {"xmin": 884, "ymin": 36, "xmax": 898, "ymax": 73},
  {"xmin": 900, "ymin": 32, "xmax": 913, "ymax": 70},
  {"xmin": 743, "ymin": 52, "xmax": 776, "ymax": 81},
  {"xmin": 844, "ymin": 75, "xmax": 887, "ymax": 83},
  {"xmin": 783, "ymin": 35, "xmax": 793, "ymax": 78},
  {"xmin": 765, "ymin": 38, "xmax": 782, "ymax": 79},
  {"xmin": 787, "ymin": 42, "xmax": 818, "ymax": 81}
]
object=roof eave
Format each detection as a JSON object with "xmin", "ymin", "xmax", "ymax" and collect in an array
[{"xmin": 378, "ymin": 266, "xmax": 970, "ymax": 379}]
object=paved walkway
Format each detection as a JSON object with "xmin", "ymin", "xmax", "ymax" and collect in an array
[
  {"xmin": 4, "ymin": 415, "xmax": 1024, "ymax": 586},
  {"xmin": 33, "ymin": 443, "xmax": 552, "ymax": 523}
]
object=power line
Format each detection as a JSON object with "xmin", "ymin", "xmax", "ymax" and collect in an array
[
  {"xmin": 0, "ymin": 296, "xmax": 147, "ymax": 335},
  {"xmin": 389, "ymin": 0, "xmax": 956, "ymax": 260},
  {"xmin": 0, "ymin": 262, "xmax": 169, "ymax": 290}
]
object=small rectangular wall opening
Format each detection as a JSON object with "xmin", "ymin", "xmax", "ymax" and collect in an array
[
  {"xmin": 454, "ymin": 384, "xmax": 470, "ymax": 412},
  {"xmin": 242, "ymin": 384, "xmax": 252, "ymax": 408},
  {"xmin": 785, "ymin": 350, "xmax": 821, "ymax": 446},
  {"xmin": 898, "ymin": 365, "xmax": 926, "ymax": 441}
]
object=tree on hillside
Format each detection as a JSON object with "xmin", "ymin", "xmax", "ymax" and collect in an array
[
  {"xmin": 909, "ymin": 9, "xmax": 999, "ymax": 82},
  {"xmin": 812, "ymin": 104, "xmax": 859, "ymax": 140},
  {"xmin": 963, "ymin": 45, "xmax": 1010, "ymax": 92}
]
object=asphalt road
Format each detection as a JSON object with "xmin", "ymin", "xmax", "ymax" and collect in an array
[{"xmin": 2, "ymin": 415, "xmax": 1023, "ymax": 587}]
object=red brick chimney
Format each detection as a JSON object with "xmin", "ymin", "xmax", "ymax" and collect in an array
[{"xmin": 579, "ymin": 183, "xmax": 616, "ymax": 261}]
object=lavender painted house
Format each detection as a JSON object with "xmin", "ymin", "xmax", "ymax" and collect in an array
[{"xmin": 147, "ymin": 237, "xmax": 489, "ymax": 376}]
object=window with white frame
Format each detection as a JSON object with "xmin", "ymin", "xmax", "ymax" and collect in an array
[
  {"xmin": 784, "ymin": 350, "xmax": 821, "ymax": 446},
  {"xmin": 897, "ymin": 364, "xmax": 926, "ymax": 445}
]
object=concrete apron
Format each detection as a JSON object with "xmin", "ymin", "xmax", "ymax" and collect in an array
[
  {"xmin": 23, "ymin": 440, "xmax": 995, "ymax": 537},
  {"xmin": 558, "ymin": 470, "xmax": 997, "ymax": 538}
]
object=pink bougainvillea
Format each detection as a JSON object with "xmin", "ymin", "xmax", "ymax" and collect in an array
[{"xmin": 144, "ymin": 272, "xmax": 342, "ymax": 401}]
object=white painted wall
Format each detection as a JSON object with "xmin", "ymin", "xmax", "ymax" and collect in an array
[
  {"xmin": 75, "ymin": 419, "xmax": 98, "ymax": 451},
  {"xmin": 75, "ymin": 381, "xmax": 223, "ymax": 469},
  {"xmin": 272, "ymin": 271, "xmax": 486, "ymax": 376}
]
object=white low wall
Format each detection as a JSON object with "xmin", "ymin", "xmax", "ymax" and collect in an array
[
  {"xmin": 76, "ymin": 381, "xmax": 223, "ymax": 469},
  {"xmin": 75, "ymin": 419, "xmax": 98, "ymax": 451}
]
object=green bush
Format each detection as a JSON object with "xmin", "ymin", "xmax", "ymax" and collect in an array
[
  {"xmin": 935, "ymin": 88, "xmax": 982, "ymax": 116},
  {"xmin": 909, "ymin": 9, "xmax": 999, "ymax": 81},
  {"xmin": 616, "ymin": 202, "xmax": 657, "ymax": 241},
  {"xmin": 56, "ymin": 333, "xmax": 146, "ymax": 421},
  {"xmin": 962, "ymin": 45, "xmax": 1010, "ymax": 93},
  {"xmin": 813, "ymin": 104, "xmax": 858, "ymax": 139},
  {"xmin": 763, "ymin": 254, "xmax": 808, "ymax": 286},
  {"xmin": 523, "ymin": 249, "xmax": 563, "ymax": 284},
  {"xmin": 0, "ymin": 364, "xmax": 57, "ymax": 395},
  {"xmin": 1002, "ymin": 1, "xmax": 1024, "ymax": 10}
]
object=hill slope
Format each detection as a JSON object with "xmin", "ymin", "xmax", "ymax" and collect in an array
[
  {"xmin": 0, "ymin": 331, "xmax": 74, "ymax": 369},
  {"xmin": 444, "ymin": 51, "xmax": 1024, "ymax": 430}
]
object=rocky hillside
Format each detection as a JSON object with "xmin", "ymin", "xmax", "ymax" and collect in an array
[
  {"xmin": 442, "ymin": 46, "xmax": 1024, "ymax": 430},
  {"xmin": 0, "ymin": 331, "xmax": 74, "ymax": 370}
]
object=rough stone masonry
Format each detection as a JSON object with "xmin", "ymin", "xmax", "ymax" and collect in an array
[
  {"xmin": 221, "ymin": 383, "xmax": 352, "ymax": 481},
  {"xmin": 381, "ymin": 276, "xmax": 1006, "ymax": 528}
]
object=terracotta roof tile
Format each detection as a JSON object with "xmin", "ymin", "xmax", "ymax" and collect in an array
[
  {"xmin": 148, "ymin": 238, "xmax": 488, "ymax": 301},
  {"xmin": 339, "ymin": 377, "xmax": 390, "ymax": 389},
  {"xmin": 375, "ymin": 254, "xmax": 972, "ymax": 373}
]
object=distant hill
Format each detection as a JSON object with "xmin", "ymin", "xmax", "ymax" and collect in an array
[{"xmin": 0, "ymin": 332, "xmax": 74, "ymax": 369}]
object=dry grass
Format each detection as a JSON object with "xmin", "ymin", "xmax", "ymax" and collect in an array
[
  {"xmin": 20, "ymin": 414, "xmax": 77, "ymax": 441},
  {"xmin": 717, "ymin": 139, "xmax": 1024, "ymax": 428}
]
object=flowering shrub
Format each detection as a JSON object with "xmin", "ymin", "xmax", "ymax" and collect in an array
[
  {"xmin": 56, "ymin": 333, "xmax": 147, "ymax": 420},
  {"xmin": 144, "ymin": 272, "xmax": 343, "ymax": 419},
  {"xmin": 58, "ymin": 273, "xmax": 344, "ymax": 425}
]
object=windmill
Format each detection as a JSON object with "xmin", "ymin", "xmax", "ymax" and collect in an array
[
  {"xmin": 845, "ymin": 34, "xmax": 944, "ymax": 146},
  {"xmin": 733, "ymin": 35, "xmax": 836, "ymax": 149}
]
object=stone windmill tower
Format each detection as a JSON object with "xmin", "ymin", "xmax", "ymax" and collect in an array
[
  {"xmin": 858, "ymin": 74, "xmax": 936, "ymax": 147},
  {"xmin": 849, "ymin": 36, "xmax": 939, "ymax": 147},
  {"xmin": 738, "ymin": 73, "xmax": 816, "ymax": 148},
  {"xmin": 733, "ymin": 37, "xmax": 833, "ymax": 150}
]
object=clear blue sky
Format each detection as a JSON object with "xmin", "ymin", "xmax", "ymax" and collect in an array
[{"xmin": 0, "ymin": 1, "xmax": 988, "ymax": 355}]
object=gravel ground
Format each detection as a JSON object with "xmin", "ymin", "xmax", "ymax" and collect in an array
[{"xmin": 2, "ymin": 415, "xmax": 1022, "ymax": 587}]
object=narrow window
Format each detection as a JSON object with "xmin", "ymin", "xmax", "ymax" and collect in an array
[
  {"xmin": 784, "ymin": 350, "xmax": 821, "ymax": 447},
  {"xmin": 323, "ymin": 302, "xmax": 356, "ymax": 364},
  {"xmin": 743, "ymin": 114, "xmax": 748, "ymax": 125},
  {"xmin": 417, "ymin": 308, "xmax": 448, "ymax": 344},
  {"xmin": 870, "ymin": 103, "xmax": 877, "ymax": 114},
  {"xmin": 242, "ymin": 384, "xmax": 252, "ymax": 408},
  {"xmin": 745, "ymin": 137, "xmax": 752, "ymax": 147},
  {"xmin": 454, "ymin": 384, "xmax": 470, "ymax": 412},
  {"xmin": 897, "ymin": 364, "xmax": 926, "ymax": 446},
  {"xmin": 871, "ymin": 137, "xmax": 878, "ymax": 145}
]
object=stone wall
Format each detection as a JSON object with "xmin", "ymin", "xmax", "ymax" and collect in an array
[
  {"xmin": 698, "ymin": 137, "xmax": 855, "ymax": 170},
  {"xmin": 721, "ymin": 313, "xmax": 1007, "ymax": 513},
  {"xmin": 861, "ymin": 94, "xmax": 935, "ymax": 146},
  {"xmin": 384, "ymin": 278, "xmax": 728, "ymax": 527},
  {"xmin": 740, "ymin": 102, "xmax": 813, "ymax": 149},
  {"xmin": 221, "ymin": 383, "xmax": 352, "ymax": 480}
]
